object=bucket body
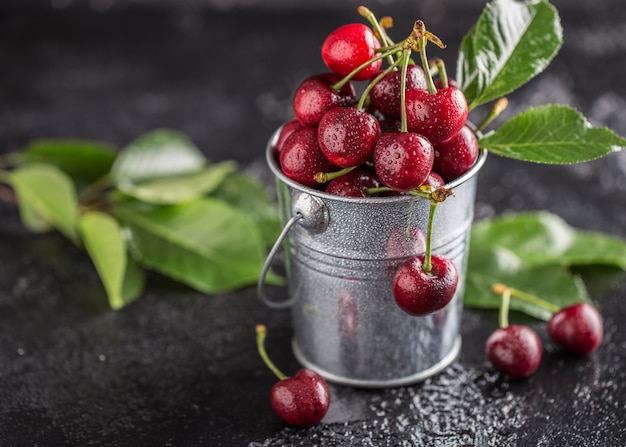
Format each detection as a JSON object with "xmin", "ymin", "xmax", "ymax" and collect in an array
[{"xmin": 263, "ymin": 127, "xmax": 486, "ymax": 387}]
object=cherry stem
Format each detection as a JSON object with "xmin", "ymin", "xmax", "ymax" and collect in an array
[
  {"xmin": 498, "ymin": 285, "xmax": 512, "ymax": 328},
  {"xmin": 421, "ymin": 200, "xmax": 439, "ymax": 273},
  {"xmin": 492, "ymin": 283, "xmax": 561, "ymax": 314},
  {"xmin": 358, "ymin": 6, "xmax": 396, "ymax": 65},
  {"xmin": 358, "ymin": 56, "xmax": 403, "ymax": 110},
  {"xmin": 332, "ymin": 48, "xmax": 399, "ymax": 92},
  {"xmin": 429, "ymin": 58, "xmax": 448, "ymax": 89},
  {"xmin": 256, "ymin": 324, "xmax": 288, "ymax": 381},
  {"xmin": 315, "ymin": 166, "xmax": 356, "ymax": 184},
  {"xmin": 418, "ymin": 34, "xmax": 437, "ymax": 95},
  {"xmin": 399, "ymin": 49, "xmax": 411, "ymax": 133},
  {"xmin": 474, "ymin": 98, "xmax": 509, "ymax": 132}
]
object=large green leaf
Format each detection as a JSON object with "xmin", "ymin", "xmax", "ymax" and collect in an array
[
  {"xmin": 79, "ymin": 211, "xmax": 145, "ymax": 310},
  {"xmin": 471, "ymin": 211, "xmax": 626, "ymax": 269},
  {"xmin": 457, "ymin": 0, "xmax": 562, "ymax": 109},
  {"xmin": 9, "ymin": 164, "xmax": 79, "ymax": 241},
  {"xmin": 211, "ymin": 172, "xmax": 282, "ymax": 250},
  {"xmin": 478, "ymin": 105, "xmax": 626, "ymax": 163},
  {"xmin": 114, "ymin": 198, "xmax": 269, "ymax": 294},
  {"xmin": 21, "ymin": 139, "xmax": 117, "ymax": 188},
  {"xmin": 111, "ymin": 129, "xmax": 234, "ymax": 204},
  {"xmin": 465, "ymin": 246, "xmax": 590, "ymax": 321}
]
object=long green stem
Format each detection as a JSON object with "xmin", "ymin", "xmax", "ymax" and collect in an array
[
  {"xmin": 498, "ymin": 286, "xmax": 511, "ymax": 328},
  {"xmin": 314, "ymin": 166, "xmax": 356, "ymax": 184},
  {"xmin": 358, "ymin": 6, "xmax": 396, "ymax": 65},
  {"xmin": 418, "ymin": 35, "xmax": 437, "ymax": 95},
  {"xmin": 399, "ymin": 49, "xmax": 411, "ymax": 133},
  {"xmin": 332, "ymin": 48, "xmax": 401, "ymax": 91},
  {"xmin": 474, "ymin": 98, "xmax": 509, "ymax": 133},
  {"xmin": 256, "ymin": 325, "xmax": 287, "ymax": 381},
  {"xmin": 422, "ymin": 200, "xmax": 438, "ymax": 273},
  {"xmin": 357, "ymin": 56, "xmax": 403, "ymax": 110},
  {"xmin": 492, "ymin": 283, "xmax": 561, "ymax": 314}
]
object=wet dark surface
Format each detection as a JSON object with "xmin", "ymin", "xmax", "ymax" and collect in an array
[{"xmin": 1, "ymin": 1, "xmax": 626, "ymax": 446}]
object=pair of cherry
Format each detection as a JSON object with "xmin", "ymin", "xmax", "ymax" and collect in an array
[{"xmin": 486, "ymin": 285, "xmax": 604, "ymax": 379}]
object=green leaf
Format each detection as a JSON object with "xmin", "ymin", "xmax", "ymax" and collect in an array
[
  {"xmin": 114, "ymin": 198, "xmax": 269, "ymax": 294},
  {"xmin": 21, "ymin": 139, "xmax": 117, "ymax": 188},
  {"xmin": 9, "ymin": 164, "xmax": 79, "ymax": 241},
  {"xmin": 79, "ymin": 211, "xmax": 145, "ymax": 310},
  {"xmin": 471, "ymin": 211, "xmax": 626, "ymax": 269},
  {"xmin": 478, "ymin": 105, "xmax": 626, "ymax": 163},
  {"xmin": 457, "ymin": 0, "xmax": 562, "ymax": 109},
  {"xmin": 465, "ymin": 246, "xmax": 590, "ymax": 321},
  {"xmin": 211, "ymin": 172, "xmax": 282, "ymax": 250},
  {"xmin": 111, "ymin": 129, "xmax": 234, "ymax": 204},
  {"xmin": 118, "ymin": 161, "xmax": 236, "ymax": 205}
]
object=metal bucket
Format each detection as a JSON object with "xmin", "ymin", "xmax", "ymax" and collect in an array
[{"xmin": 258, "ymin": 126, "xmax": 487, "ymax": 388}]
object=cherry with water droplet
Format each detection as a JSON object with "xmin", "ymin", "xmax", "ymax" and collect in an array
[
  {"xmin": 321, "ymin": 23, "xmax": 382, "ymax": 81},
  {"xmin": 434, "ymin": 125, "xmax": 479, "ymax": 182},
  {"xmin": 486, "ymin": 325, "xmax": 543, "ymax": 379},
  {"xmin": 293, "ymin": 73, "xmax": 356, "ymax": 127},
  {"xmin": 279, "ymin": 127, "xmax": 337, "ymax": 188},
  {"xmin": 548, "ymin": 303, "xmax": 603, "ymax": 355}
]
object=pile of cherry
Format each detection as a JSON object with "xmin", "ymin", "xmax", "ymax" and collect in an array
[
  {"xmin": 258, "ymin": 8, "xmax": 605, "ymax": 428},
  {"xmin": 273, "ymin": 19, "xmax": 477, "ymax": 198}
]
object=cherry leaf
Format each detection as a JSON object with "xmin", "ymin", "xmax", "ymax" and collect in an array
[
  {"xmin": 457, "ymin": 0, "xmax": 562, "ymax": 109},
  {"xmin": 79, "ymin": 211, "xmax": 145, "ymax": 310},
  {"xmin": 8, "ymin": 164, "xmax": 79, "ymax": 242},
  {"xmin": 478, "ymin": 105, "xmax": 626, "ymax": 163}
]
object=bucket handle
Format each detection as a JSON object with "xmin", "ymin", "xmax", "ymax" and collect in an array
[
  {"xmin": 257, "ymin": 192, "xmax": 329, "ymax": 308},
  {"xmin": 257, "ymin": 212, "xmax": 303, "ymax": 309}
]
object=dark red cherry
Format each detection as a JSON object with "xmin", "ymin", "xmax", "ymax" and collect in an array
[
  {"xmin": 270, "ymin": 368, "xmax": 331, "ymax": 427},
  {"xmin": 279, "ymin": 127, "xmax": 337, "ymax": 188},
  {"xmin": 293, "ymin": 73, "xmax": 356, "ymax": 127},
  {"xmin": 317, "ymin": 107, "xmax": 381, "ymax": 168},
  {"xmin": 274, "ymin": 119, "xmax": 303, "ymax": 157},
  {"xmin": 369, "ymin": 64, "xmax": 428, "ymax": 119},
  {"xmin": 434, "ymin": 125, "xmax": 479, "ymax": 182},
  {"xmin": 405, "ymin": 86, "xmax": 469, "ymax": 145},
  {"xmin": 324, "ymin": 167, "xmax": 380, "ymax": 197},
  {"xmin": 548, "ymin": 303, "xmax": 603, "ymax": 355},
  {"xmin": 373, "ymin": 131, "xmax": 434, "ymax": 192},
  {"xmin": 486, "ymin": 325, "xmax": 543, "ymax": 379},
  {"xmin": 392, "ymin": 254, "xmax": 458, "ymax": 316},
  {"xmin": 421, "ymin": 171, "xmax": 445, "ymax": 188},
  {"xmin": 321, "ymin": 23, "xmax": 382, "ymax": 81}
]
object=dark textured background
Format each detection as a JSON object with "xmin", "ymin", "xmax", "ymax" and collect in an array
[{"xmin": 1, "ymin": 0, "xmax": 625, "ymax": 445}]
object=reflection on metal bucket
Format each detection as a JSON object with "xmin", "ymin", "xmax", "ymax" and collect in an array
[{"xmin": 259, "ymin": 127, "xmax": 487, "ymax": 388}]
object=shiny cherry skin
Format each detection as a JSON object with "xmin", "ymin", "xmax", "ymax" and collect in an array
[
  {"xmin": 405, "ymin": 86, "xmax": 469, "ymax": 145},
  {"xmin": 324, "ymin": 167, "xmax": 381, "ymax": 197},
  {"xmin": 270, "ymin": 368, "xmax": 330, "ymax": 427},
  {"xmin": 373, "ymin": 131, "xmax": 434, "ymax": 192},
  {"xmin": 321, "ymin": 23, "xmax": 382, "ymax": 81},
  {"xmin": 369, "ymin": 64, "xmax": 428, "ymax": 119},
  {"xmin": 548, "ymin": 303, "xmax": 603, "ymax": 355},
  {"xmin": 486, "ymin": 325, "xmax": 543, "ymax": 379},
  {"xmin": 392, "ymin": 254, "xmax": 458, "ymax": 316},
  {"xmin": 274, "ymin": 119, "xmax": 303, "ymax": 158},
  {"xmin": 317, "ymin": 107, "xmax": 381, "ymax": 168},
  {"xmin": 293, "ymin": 73, "xmax": 356, "ymax": 126},
  {"xmin": 279, "ymin": 127, "xmax": 337, "ymax": 188},
  {"xmin": 434, "ymin": 125, "xmax": 479, "ymax": 182}
]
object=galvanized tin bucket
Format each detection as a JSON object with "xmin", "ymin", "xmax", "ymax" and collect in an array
[{"xmin": 258, "ymin": 126, "xmax": 487, "ymax": 388}]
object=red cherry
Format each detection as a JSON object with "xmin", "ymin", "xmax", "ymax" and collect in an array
[
  {"xmin": 293, "ymin": 73, "xmax": 356, "ymax": 127},
  {"xmin": 434, "ymin": 125, "xmax": 479, "ymax": 182},
  {"xmin": 373, "ymin": 131, "xmax": 434, "ymax": 192},
  {"xmin": 405, "ymin": 86, "xmax": 469, "ymax": 145},
  {"xmin": 317, "ymin": 107, "xmax": 381, "ymax": 168},
  {"xmin": 486, "ymin": 325, "xmax": 543, "ymax": 379},
  {"xmin": 324, "ymin": 167, "xmax": 381, "ymax": 197},
  {"xmin": 270, "ymin": 368, "xmax": 331, "ymax": 427},
  {"xmin": 548, "ymin": 303, "xmax": 603, "ymax": 355},
  {"xmin": 274, "ymin": 119, "xmax": 303, "ymax": 158},
  {"xmin": 321, "ymin": 23, "xmax": 382, "ymax": 81},
  {"xmin": 421, "ymin": 171, "xmax": 445, "ymax": 188},
  {"xmin": 392, "ymin": 254, "xmax": 458, "ymax": 316},
  {"xmin": 279, "ymin": 127, "xmax": 337, "ymax": 188},
  {"xmin": 369, "ymin": 64, "xmax": 428, "ymax": 119}
]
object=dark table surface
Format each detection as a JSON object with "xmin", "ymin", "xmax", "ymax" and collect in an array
[{"xmin": 1, "ymin": 1, "xmax": 626, "ymax": 446}]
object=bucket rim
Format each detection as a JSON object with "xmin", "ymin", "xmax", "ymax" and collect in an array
[{"xmin": 266, "ymin": 124, "xmax": 488, "ymax": 204}]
